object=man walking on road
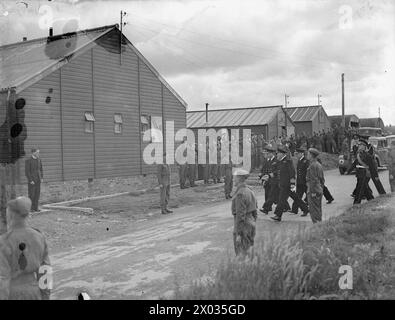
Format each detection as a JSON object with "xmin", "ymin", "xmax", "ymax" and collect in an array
[
  {"xmin": 260, "ymin": 146, "xmax": 278, "ymax": 214},
  {"xmin": 306, "ymin": 148, "xmax": 325, "ymax": 223},
  {"xmin": 271, "ymin": 146, "xmax": 308, "ymax": 222},
  {"xmin": 224, "ymin": 159, "xmax": 233, "ymax": 199},
  {"xmin": 291, "ymin": 147, "xmax": 309, "ymax": 215},
  {"xmin": 25, "ymin": 148, "xmax": 43, "ymax": 212},
  {"xmin": 388, "ymin": 140, "xmax": 395, "ymax": 192},
  {"xmin": 157, "ymin": 153, "xmax": 173, "ymax": 215},
  {"xmin": 231, "ymin": 169, "xmax": 257, "ymax": 256}
]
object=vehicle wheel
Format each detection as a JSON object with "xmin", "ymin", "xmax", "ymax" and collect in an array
[{"xmin": 339, "ymin": 167, "xmax": 345, "ymax": 175}]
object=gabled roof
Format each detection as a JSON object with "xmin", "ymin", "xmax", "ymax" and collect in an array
[
  {"xmin": 285, "ymin": 105, "xmax": 324, "ymax": 122},
  {"xmin": 0, "ymin": 24, "xmax": 187, "ymax": 107},
  {"xmin": 186, "ymin": 106, "xmax": 294, "ymax": 128},
  {"xmin": 359, "ymin": 118, "xmax": 385, "ymax": 129},
  {"xmin": 328, "ymin": 114, "xmax": 360, "ymax": 126}
]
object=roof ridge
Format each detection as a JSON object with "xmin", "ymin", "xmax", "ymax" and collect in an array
[
  {"xmin": 186, "ymin": 105, "xmax": 283, "ymax": 113},
  {"xmin": 0, "ymin": 24, "xmax": 118, "ymax": 51}
]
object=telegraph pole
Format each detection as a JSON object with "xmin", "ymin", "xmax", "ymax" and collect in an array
[
  {"xmin": 284, "ymin": 94, "xmax": 289, "ymax": 107},
  {"xmin": 120, "ymin": 11, "xmax": 127, "ymax": 65},
  {"xmin": 341, "ymin": 73, "xmax": 345, "ymax": 127},
  {"xmin": 318, "ymin": 94, "xmax": 322, "ymax": 105}
]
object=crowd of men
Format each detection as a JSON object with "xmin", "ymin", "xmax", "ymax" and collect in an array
[{"xmin": 251, "ymin": 125, "xmax": 359, "ymax": 169}]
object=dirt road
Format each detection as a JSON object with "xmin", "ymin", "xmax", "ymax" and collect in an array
[{"xmin": 50, "ymin": 169, "xmax": 390, "ymax": 299}]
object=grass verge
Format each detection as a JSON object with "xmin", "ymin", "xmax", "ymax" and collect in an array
[{"xmin": 174, "ymin": 197, "xmax": 395, "ymax": 300}]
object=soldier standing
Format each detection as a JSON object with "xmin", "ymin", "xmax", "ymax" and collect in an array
[
  {"xmin": 187, "ymin": 142, "xmax": 197, "ymax": 188},
  {"xmin": 306, "ymin": 148, "xmax": 325, "ymax": 223},
  {"xmin": 271, "ymin": 146, "xmax": 308, "ymax": 222},
  {"xmin": 178, "ymin": 138, "xmax": 188, "ymax": 189},
  {"xmin": 260, "ymin": 146, "xmax": 278, "ymax": 214},
  {"xmin": 25, "ymin": 148, "xmax": 44, "ymax": 212},
  {"xmin": 367, "ymin": 143, "xmax": 386, "ymax": 195},
  {"xmin": 157, "ymin": 153, "xmax": 173, "ymax": 214},
  {"xmin": 231, "ymin": 169, "xmax": 257, "ymax": 256},
  {"xmin": 291, "ymin": 148, "xmax": 309, "ymax": 215},
  {"xmin": 0, "ymin": 197, "xmax": 51, "ymax": 300},
  {"xmin": 388, "ymin": 140, "xmax": 395, "ymax": 192},
  {"xmin": 224, "ymin": 159, "xmax": 233, "ymax": 199},
  {"xmin": 347, "ymin": 136, "xmax": 374, "ymax": 204}
]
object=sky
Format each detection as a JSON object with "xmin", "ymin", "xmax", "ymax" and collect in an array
[{"xmin": 1, "ymin": 0, "xmax": 394, "ymax": 124}]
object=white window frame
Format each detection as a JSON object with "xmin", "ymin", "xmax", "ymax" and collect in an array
[
  {"xmin": 114, "ymin": 113, "xmax": 123, "ymax": 134},
  {"xmin": 84, "ymin": 112, "xmax": 95, "ymax": 133}
]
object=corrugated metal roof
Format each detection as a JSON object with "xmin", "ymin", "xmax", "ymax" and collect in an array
[
  {"xmin": 285, "ymin": 105, "xmax": 321, "ymax": 122},
  {"xmin": 0, "ymin": 24, "xmax": 187, "ymax": 107},
  {"xmin": 359, "ymin": 118, "xmax": 385, "ymax": 129},
  {"xmin": 0, "ymin": 25, "xmax": 115, "ymax": 92},
  {"xmin": 187, "ymin": 106, "xmax": 283, "ymax": 128},
  {"xmin": 328, "ymin": 114, "xmax": 359, "ymax": 127}
]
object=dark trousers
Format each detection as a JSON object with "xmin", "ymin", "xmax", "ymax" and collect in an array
[
  {"xmin": 371, "ymin": 175, "xmax": 386, "ymax": 195},
  {"xmin": 28, "ymin": 181, "xmax": 41, "ymax": 211},
  {"xmin": 291, "ymin": 184, "xmax": 307, "ymax": 213},
  {"xmin": 179, "ymin": 165, "xmax": 187, "ymax": 187},
  {"xmin": 323, "ymin": 185, "xmax": 334, "ymax": 201},
  {"xmin": 354, "ymin": 174, "xmax": 374, "ymax": 204},
  {"xmin": 263, "ymin": 183, "xmax": 279, "ymax": 212},
  {"xmin": 276, "ymin": 186, "xmax": 308, "ymax": 218}
]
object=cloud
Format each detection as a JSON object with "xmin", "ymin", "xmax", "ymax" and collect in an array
[{"xmin": 1, "ymin": 0, "xmax": 394, "ymax": 124}]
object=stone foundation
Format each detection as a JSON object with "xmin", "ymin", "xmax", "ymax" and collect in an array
[{"xmin": 12, "ymin": 169, "xmax": 181, "ymax": 205}]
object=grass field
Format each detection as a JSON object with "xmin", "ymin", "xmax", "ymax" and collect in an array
[{"xmin": 175, "ymin": 196, "xmax": 395, "ymax": 300}]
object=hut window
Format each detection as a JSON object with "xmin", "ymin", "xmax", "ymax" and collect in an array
[
  {"xmin": 84, "ymin": 112, "xmax": 95, "ymax": 133},
  {"xmin": 141, "ymin": 114, "xmax": 151, "ymax": 135},
  {"xmin": 114, "ymin": 113, "xmax": 123, "ymax": 134}
]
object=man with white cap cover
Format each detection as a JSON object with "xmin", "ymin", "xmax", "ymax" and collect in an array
[
  {"xmin": 0, "ymin": 196, "xmax": 51, "ymax": 300},
  {"xmin": 231, "ymin": 168, "xmax": 257, "ymax": 256}
]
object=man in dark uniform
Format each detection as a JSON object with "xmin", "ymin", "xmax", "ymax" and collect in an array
[
  {"xmin": 347, "ymin": 136, "xmax": 375, "ymax": 204},
  {"xmin": 367, "ymin": 143, "xmax": 386, "ymax": 195},
  {"xmin": 271, "ymin": 146, "xmax": 308, "ymax": 222},
  {"xmin": 224, "ymin": 159, "xmax": 233, "ymax": 199},
  {"xmin": 259, "ymin": 146, "xmax": 278, "ymax": 214},
  {"xmin": 291, "ymin": 147, "xmax": 309, "ymax": 215},
  {"xmin": 25, "ymin": 148, "xmax": 44, "ymax": 212}
]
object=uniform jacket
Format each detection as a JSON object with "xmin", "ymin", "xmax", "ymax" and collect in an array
[
  {"xmin": 388, "ymin": 148, "xmax": 395, "ymax": 176},
  {"xmin": 0, "ymin": 227, "xmax": 51, "ymax": 300},
  {"xmin": 25, "ymin": 157, "xmax": 43, "ymax": 183},
  {"xmin": 231, "ymin": 183, "xmax": 257, "ymax": 234},
  {"xmin": 157, "ymin": 163, "xmax": 171, "ymax": 186},
  {"xmin": 306, "ymin": 159, "xmax": 324, "ymax": 194},
  {"xmin": 277, "ymin": 156, "xmax": 296, "ymax": 188},
  {"xmin": 296, "ymin": 156, "xmax": 309, "ymax": 186}
]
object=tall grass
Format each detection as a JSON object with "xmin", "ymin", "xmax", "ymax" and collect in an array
[{"xmin": 174, "ymin": 205, "xmax": 391, "ymax": 300}]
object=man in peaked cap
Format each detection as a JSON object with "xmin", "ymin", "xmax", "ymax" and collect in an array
[
  {"xmin": 0, "ymin": 197, "xmax": 51, "ymax": 300},
  {"xmin": 260, "ymin": 145, "xmax": 279, "ymax": 214},
  {"xmin": 306, "ymin": 148, "xmax": 325, "ymax": 223},
  {"xmin": 366, "ymin": 141, "xmax": 386, "ymax": 196},
  {"xmin": 231, "ymin": 168, "xmax": 257, "ymax": 256},
  {"xmin": 291, "ymin": 147, "xmax": 310, "ymax": 215},
  {"xmin": 271, "ymin": 146, "xmax": 308, "ymax": 222},
  {"xmin": 347, "ymin": 137, "xmax": 375, "ymax": 204}
]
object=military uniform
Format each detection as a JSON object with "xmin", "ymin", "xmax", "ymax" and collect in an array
[
  {"xmin": 0, "ymin": 227, "xmax": 51, "ymax": 300},
  {"xmin": 388, "ymin": 146, "xmax": 395, "ymax": 192},
  {"xmin": 157, "ymin": 163, "xmax": 171, "ymax": 213},
  {"xmin": 261, "ymin": 154, "xmax": 279, "ymax": 213},
  {"xmin": 231, "ymin": 180, "xmax": 257, "ymax": 256},
  {"xmin": 306, "ymin": 151, "xmax": 325, "ymax": 223},
  {"xmin": 178, "ymin": 141, "xmax": 188, "ymax": 189},
  {"xmin": 367, "ymin": 144, "xmax": 386, "ymax": 195},
  {"xmin": 347, "ymin": 142, "xmax": 374, "ymax": 204},
  {"xmin": 272, "ymin": 149, "xmax": 308, "ymax": 221},
  {"xmin": 224, "ymin": 161, "xmax": 233, "ymax": 199},
  {"xmin": 291, "ymin": 152, "xmax": 309, "ymax": 214}
]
